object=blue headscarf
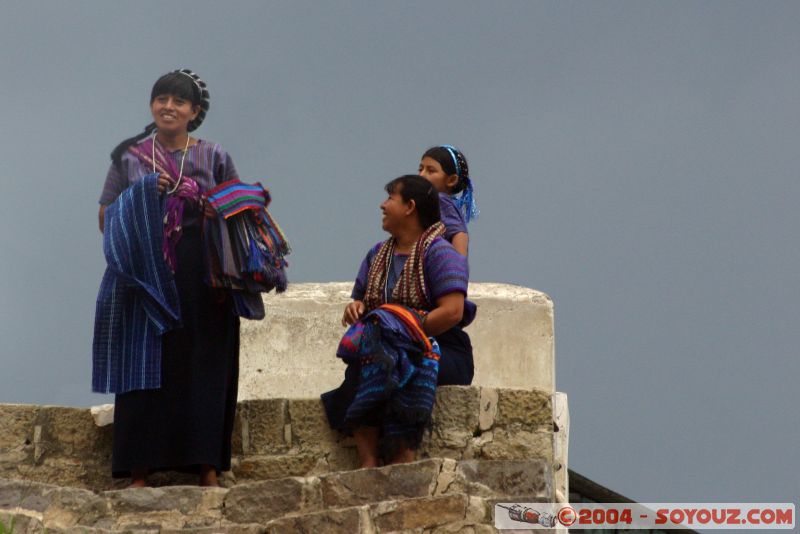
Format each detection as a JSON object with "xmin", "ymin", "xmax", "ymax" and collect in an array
[{"xmin": 440, "ymin": 145, "xmax": 479, "ymax": 223}]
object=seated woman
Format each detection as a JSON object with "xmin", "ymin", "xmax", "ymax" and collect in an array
[{"xmin": 322, "ymin": 175, "xmax": 475, "ymax": 468}]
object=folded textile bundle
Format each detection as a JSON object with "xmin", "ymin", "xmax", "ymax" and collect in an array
[
  {"xmin": 337, "ymin": 304, "xmax": 440, "ymax": 430},
  {"xmin": 204, "ymin": 180, "xmax": 291, "ymax": 319},
  {"xmin": 207, "ymin": 181, "xmax": 271, "ymax": 218}
]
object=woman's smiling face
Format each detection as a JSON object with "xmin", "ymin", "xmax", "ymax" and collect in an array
[
  {"xmin": 380, "ymin": 191, "xmax": 412, "ymax": 234},
  {"xmin": 150, "ymin": 93, "xmax": 199, "ymax": 136}
]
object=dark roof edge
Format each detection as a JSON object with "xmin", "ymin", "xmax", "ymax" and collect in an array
[
  {"xmin": 568, "ymin": 469, "xmax": 637, "ymax": 503},
  {"xmin": 568, "ymin": 470, "xmax": 698, "ymax": 533}
]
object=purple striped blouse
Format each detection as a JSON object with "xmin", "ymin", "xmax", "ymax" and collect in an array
[
  {"xmin": 439, "ymin": 193, "xmax": 468, "ymax": 241},
  {"xmin": 99, "ymin": 138, "xmax": 238, "ymax": 226},
  {"xmin": 352, "ymin": 237, "xmax": 476, "ymax": 326}
]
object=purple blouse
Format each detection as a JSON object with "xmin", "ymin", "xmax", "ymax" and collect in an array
[
  {"xmin": 99, "ymin": 139, "xmax": 238, "ymax": 227},
  {"xmin": 352, "ymin": 237, "xmax": 476, "ymax": 327},
  {"xmin": 439, "ymin": 193, "xmax": 468, "ymax": 242}
]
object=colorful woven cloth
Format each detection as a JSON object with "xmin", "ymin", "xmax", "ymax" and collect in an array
[
  {"xmin": 203, "ymin": 179, "xmax": 291, "ymax": 318},
  {"xmin": 206, "ymin": 182, "xmax": 271, "ymax": 218},
  {"xmin": 92, "ymin": 173, "xmax": 181, "ymax": 394},
  {"xmin": 363, "ymin": 222, "xmax": 445, "ymax": 311},
  {"xmin": 128, "ymin": 138, "xmax": 202, "ymax": 271},
  {"xmin": 336, "ymin": 304, "xmax": 440, "ymax": 445}
]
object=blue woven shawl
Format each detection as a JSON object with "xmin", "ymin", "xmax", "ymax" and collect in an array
[{"xmin": 92, "ymin": 173, "xmax": 181, "ymax": 394}]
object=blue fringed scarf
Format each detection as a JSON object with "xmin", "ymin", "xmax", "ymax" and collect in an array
[{"xmin": 92, "ymin": 173, "xmax": 181, "ymax": 394}]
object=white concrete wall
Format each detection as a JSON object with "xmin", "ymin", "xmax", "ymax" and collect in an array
[
  {"xmin": 553, "ymin": 392, "xmax": 570, "ymax": 504},
  {"xmin": 238, "ymin": 282, "xmax": 555, "ymax": 400}
]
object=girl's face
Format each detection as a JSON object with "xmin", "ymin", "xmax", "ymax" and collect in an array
[
  {"xmin": 150, "ymin": 93, "xmax": 199, "ymax": 136},
  {"xmin": 419, "ymin": 157, "xmax": 458, "ymax": 194}
]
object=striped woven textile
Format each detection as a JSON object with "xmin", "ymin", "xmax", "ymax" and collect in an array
[
  {"xmin": 206, "ymin": 181, "xmax": 271, "ymax": 219},
  {"xmin": 336, "ymin": 304, "xmax": 440, "ymax": 449},
  {"xmin": 127, "ymin": 137, "xmax": 203, "ymax": 272},
  {"xmin": 363, "ymin": 222, "xmax": 446, "ymax": 311},
  {"xmin": 204, "ymin": 179, "xmax": 290, "ymax": 303},
  {"xmin": 92, "ymin": 173, "xmax": 181, "ymax": 394},
  {"xmin": 353, "ymin": 235, "xmax": 475, "ymax": 327}
]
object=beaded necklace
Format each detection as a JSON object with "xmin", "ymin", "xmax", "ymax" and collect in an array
[{"xmin": 151, "ymin": 131, "xmax": 190, "ymax": 194}]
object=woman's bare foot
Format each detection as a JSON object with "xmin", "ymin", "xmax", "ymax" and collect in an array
[
  {"xmin": 388, "ymin": 447, "xmax": 415, "ymax": 465},
  {"xmin": 199, "ymin": 464, "xmax": 219, "ymax": 487},
  {"xmin": 129, "ymin": 468, "xmax": 148, "ymax": 488},
  {"xmin": 353, "ymin": 426, "xmax": 381, "ymax": 468}
]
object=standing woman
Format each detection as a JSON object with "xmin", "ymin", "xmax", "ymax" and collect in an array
[{"xmin": 94, "ymin": 69, "xmax": 239, "ymax": 487}]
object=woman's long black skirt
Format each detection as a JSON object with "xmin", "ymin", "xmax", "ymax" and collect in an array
[
  {"xmin": 112, "ymin": 228, "xmax": 240, "ymax": 478},
  {"xmin": 434, "ymin": 327, "xmax": 474, "ymax": 386}
]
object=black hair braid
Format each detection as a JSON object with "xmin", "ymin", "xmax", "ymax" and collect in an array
[
  {"xmin": 175, "ymin": 68, "xmax": 210, "ymax": 132},
  {"xmin": 451, "ymin": 150, "xmax": 470, "ymax": 193},
  {"xmin": 110, "ymin": 122, "xmax": 156, "ymax": 171}
]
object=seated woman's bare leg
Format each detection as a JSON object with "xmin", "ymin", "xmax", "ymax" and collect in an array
[{"xmin": 354, "ymin": 426, "xmax": 380, "ymax": 468}]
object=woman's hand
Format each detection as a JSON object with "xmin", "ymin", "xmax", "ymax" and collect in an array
[
  {"xmin": 342, "ymin": 300, "xmax": 365, "ymax": 326},
  {"xmin": 203, "ymin": 200, "xmax": 217, "ymax": 218},
  {"xmin": 157, "ymin": 173, "xmax": 174, "ymax": 194},
  {"xmin": 98, "ymin": 205, "xmax": 106, "ymax": 233}
]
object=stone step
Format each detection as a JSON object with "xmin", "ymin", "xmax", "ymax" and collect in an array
[
  {"xmin": 1, "ymin": 497, "xmax": 489, "ymax": 533},
  {"xmin": 0, "ymin": 386, "xmax": 555, "ymax": 492},
  {"xmin": 0, "ymin": 458, "xmax": 549, "ymax": 532}
]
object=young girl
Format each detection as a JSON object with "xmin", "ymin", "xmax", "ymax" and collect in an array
[
  {"xmin": 94, "ymin": 69, "xmax": 240, "ymax": 487},
  {"xmin": 418, "ymin": 145, "xmax": 479, "ymax": 256}
]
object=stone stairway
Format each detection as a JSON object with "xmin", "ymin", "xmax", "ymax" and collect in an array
[{"xmin": 0, "ymin": 386, "xmax": 559, "ymax": 532}]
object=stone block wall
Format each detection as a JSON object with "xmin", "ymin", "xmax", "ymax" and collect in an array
[
  {"xmin": 0, "ymin": 387, "xmax": 556, "ymax": 493},
  {"xmin": 0, "ymin": 386, "xmax": 564, "ymax": 532},
  {"xmin": 0, "ymin": 281, "xmax": 569, "ymax": 532}
]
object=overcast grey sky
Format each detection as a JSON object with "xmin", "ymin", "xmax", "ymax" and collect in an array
[{"xmin": 1, "ymin": 0, "xmax": 797, "ymax": 508}]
